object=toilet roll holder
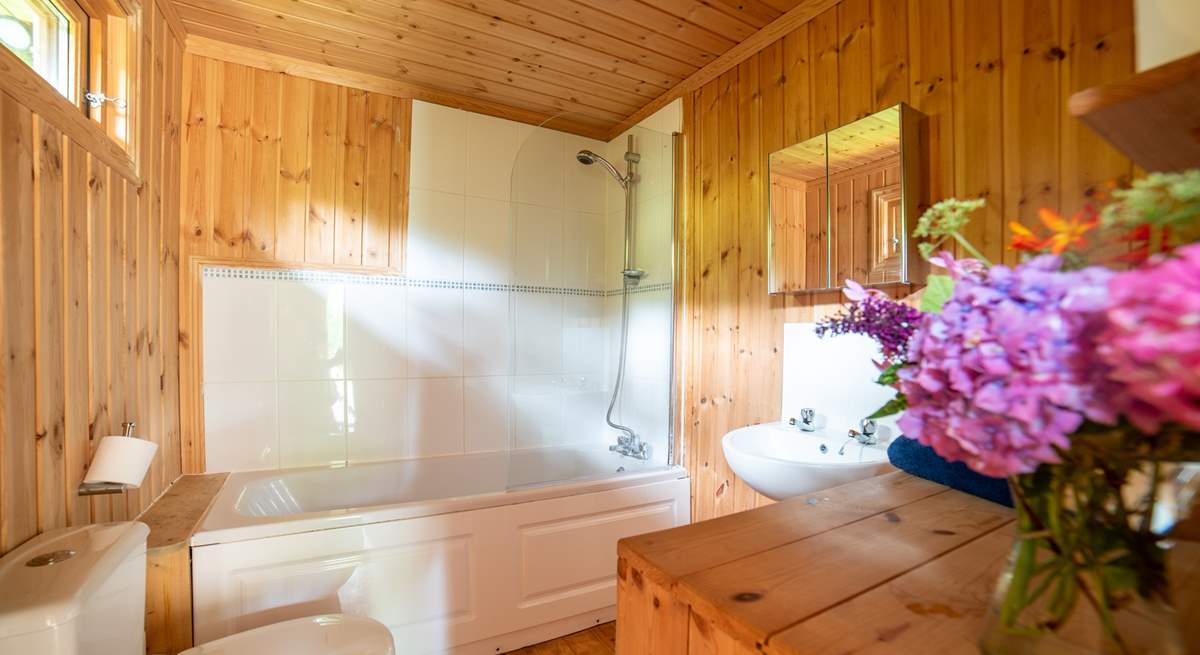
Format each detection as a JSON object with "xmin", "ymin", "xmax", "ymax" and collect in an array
[{"xmin": 77, "ymin": 422, "xmax": 139, "ymax": 497}]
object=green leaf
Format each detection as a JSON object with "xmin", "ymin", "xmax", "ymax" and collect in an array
[
  {"xmin": 920, "ymin": 274, "xmax": 955, "ymax": 313},
  {"xmin": 867, "ymin": 394, "xmax": 907, "ymax": 419},
  {"xmin": 875, "ymin": 363, "xmax": 905, "ymax": 386},
  {"xmin": 1101, "ymin": 565, "xmax": 1139, "ymax": 593}
]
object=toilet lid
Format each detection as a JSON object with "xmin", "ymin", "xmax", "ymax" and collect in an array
[{"xmin": 181, "ymin": 615, "xmax": 395, "ymax": 655}]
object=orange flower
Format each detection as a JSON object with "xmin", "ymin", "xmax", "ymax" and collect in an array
[
  {"xmin": 1037, "ymin": 208, "xmax": 1098, "ymax": 255},
  {"xmin": 1008, "ymin": 221, "xmax": 1046, "ymax": 252}
]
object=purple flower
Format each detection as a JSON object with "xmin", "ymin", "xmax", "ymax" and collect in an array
[
  {"xmin": 815, "ymin": 280, "xmax": 924, "ymax": 363},
  {"xmin": 1098, "ymin": 243, "xmax": 1200, "ymax": 433},
  {"xmin": 897, "ymin": 256, "xmax": 1116, "ymax": 477},
  {"xmin": 928, "ymin": 251, "xmax": 987, "ymax": 279}
]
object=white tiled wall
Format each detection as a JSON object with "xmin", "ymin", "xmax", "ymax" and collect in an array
[
  {"xmin": 780, "ymin": 323, "xmax": 901, "ymax": 440},
  {"xmin": 202, "ymin": 100, "xmax": 681, "ymax": 473},
  {"xmin": 204, "ymin": 271, "xmax": 518, "ymax": 471}
]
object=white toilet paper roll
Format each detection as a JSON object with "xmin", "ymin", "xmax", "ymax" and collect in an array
[{"xmin": 82, "ymin": 436, "xmax": 159, "ymax": 487}]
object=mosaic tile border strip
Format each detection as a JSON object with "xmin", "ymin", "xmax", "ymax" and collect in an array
[
  {"xmin": 605, "ymin": 281, "xmax": 673, "ymax": 296},
  {"xmin": 203, "ymin": 266, "xmax": 672, "ymax": 297}
]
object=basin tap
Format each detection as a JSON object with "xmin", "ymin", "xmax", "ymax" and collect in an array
[
  {"xmin": 788, "ymin": 408, "xmax": 818, "ymax": 432},
  {"xmin": 847, "ymin": 419, "xmax": 878, "ymax": 446}
]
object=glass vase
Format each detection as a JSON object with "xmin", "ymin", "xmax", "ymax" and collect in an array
[{"xmin": 979, "ymin": 464, "xmax": 1199, "ymax": 655}]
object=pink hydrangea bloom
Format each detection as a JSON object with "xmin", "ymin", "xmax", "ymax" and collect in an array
[
  {"xmin": 897, "ymin": 255, "xmax": 1116, "ymax": 477},
  {"xmin": 1098, "ymin": 243, "xmax": 1200, "ymax": 433}
]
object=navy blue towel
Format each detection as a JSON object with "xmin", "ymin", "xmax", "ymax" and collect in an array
[{"xmin": 887, "ymin": 436, "xmax": 1013, "ymax": 507}]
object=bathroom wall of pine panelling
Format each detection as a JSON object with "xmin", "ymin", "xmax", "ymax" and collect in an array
[
  {"xmin": 179, "ymin": 55, "xmax": 413, "ymax": 269},
  {"xmin": 677, "ymin": 0, "xmax": 1135, "ymax": 521},
  {"xmin": 0, "ymin": 0, "xmax": 185, "ymax": 555},
  {"xmin": 177, "ymin": 56, "xmax": 413, "ymax": 472}
]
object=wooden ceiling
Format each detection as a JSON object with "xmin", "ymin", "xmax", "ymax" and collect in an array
[{"xmin": 173, "ymin": 0, "xmax": 816, "ymax": 139}]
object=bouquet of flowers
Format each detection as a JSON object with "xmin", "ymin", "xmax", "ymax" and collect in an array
[{"xmin": 817, "ymin": 170, "xmax": 1200, "ymax": 654}]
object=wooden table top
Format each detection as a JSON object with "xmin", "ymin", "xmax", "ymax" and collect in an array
[{"xmin": 617, "ymin": 471, "xmax": 1200, "ymax": 654}]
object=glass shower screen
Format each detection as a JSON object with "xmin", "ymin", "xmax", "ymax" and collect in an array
[{"xmin": 504, "ymin": 116, "xmax": 676, "ymax": 490}]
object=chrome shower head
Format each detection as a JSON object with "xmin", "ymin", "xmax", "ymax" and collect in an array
[{"xmin": 576, "ymin": 149, "xmax": 627, "ymax": 188}]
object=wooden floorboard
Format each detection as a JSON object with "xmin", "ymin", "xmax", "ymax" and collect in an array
[{"xmin": 506, "ymin": 622, "xmax": 617, "ymax": 655}]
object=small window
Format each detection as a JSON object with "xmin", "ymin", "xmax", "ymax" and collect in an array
[
  {"xmin": 0, "ymin": 0, "xmax": 134, "ymax": 153},
  {"xmin": 82, "ymin": 6, "xmax": 136, "ymax": 151},
  {"xmin": 0, "ymin": 0, "xmax": 78, "ymax": 99}
]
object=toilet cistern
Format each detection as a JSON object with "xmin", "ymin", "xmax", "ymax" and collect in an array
[{"xmin": 0, "ymin": 522, "xmax": 395, "ymax": 655}]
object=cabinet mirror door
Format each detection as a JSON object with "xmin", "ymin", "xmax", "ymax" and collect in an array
[
  {"xmin": 767, "ymin": 128, "xmax": 828, "ymax": 292},
  {"xmin": 767, "ymin": 104, "xmax": 927, "ymax": 294}
]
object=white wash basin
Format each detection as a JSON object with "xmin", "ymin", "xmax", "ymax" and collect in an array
[{"xmin": 722, "ymin": 422, "xmax": 891, "ymax": 500}]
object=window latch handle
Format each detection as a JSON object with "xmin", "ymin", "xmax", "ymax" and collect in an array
[{"xmin": 84, "ymin": 91, "xmax": 126, "ymax": 110}]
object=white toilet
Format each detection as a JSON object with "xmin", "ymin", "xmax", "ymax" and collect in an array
[{"xmin": 0, "ymin": 522, "xmax": 395, "ymax": 655}]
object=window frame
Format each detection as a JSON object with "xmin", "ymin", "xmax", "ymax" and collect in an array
[
  {"xmin": 78, "ymin": 0, "xmax": 139, "ymax": 155},
  {"xmin": 57, "ymin": 0, "xmax": 87, "ymax": 103},
  {"xmin": 0, "ymin": 0, "xmax": 86, "ymax": 101},
  {"xmin": 0, "ymin": 0, "xmax": 140, "ymax": 156}
]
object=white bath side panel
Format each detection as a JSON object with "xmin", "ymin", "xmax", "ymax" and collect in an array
[
  {"xmin": 509, "ymin": 492, "xmax": 685, "ymax": 619},
  {"xmin": 191, "ymin": 505, "xmax": 514, "ymax": 651},
  {"xmin": 191, "ymin": 477, "xmax": 690, "ymax": 653}
]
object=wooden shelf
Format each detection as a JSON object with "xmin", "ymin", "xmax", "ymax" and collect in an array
[{"xmin": 1068, "ymin": 52, "xmax": 1200, "ymax": 172}]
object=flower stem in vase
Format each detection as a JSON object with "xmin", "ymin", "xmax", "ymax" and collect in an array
[{"xmin": 980, "ymin": 469, "xmax": 1186, "ymax": 655}]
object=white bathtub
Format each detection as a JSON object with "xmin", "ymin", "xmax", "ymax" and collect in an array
[{"xmin": 191, "ymin": 446, "xmax": 689, "ymax": 654}]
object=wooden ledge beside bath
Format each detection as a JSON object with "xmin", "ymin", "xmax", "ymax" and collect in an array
[
  {"xmin": 616, "ymin": 471, "xmax": 1200, "ymax": 654},
  {"xmin": 142, "ymin": 473, "xmax": 230, "ymax": 655}
]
